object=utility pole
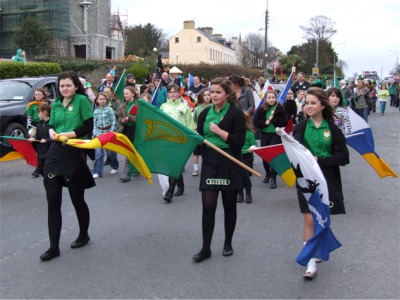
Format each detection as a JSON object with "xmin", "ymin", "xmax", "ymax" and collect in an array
[{"xmin": 264, "ymin": 0, "xmax": 269, "ymax": 79}]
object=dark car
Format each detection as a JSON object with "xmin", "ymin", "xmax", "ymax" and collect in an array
[{"xmin": 0, "ymin": 76, "xmax": 59, "ymax": 141}]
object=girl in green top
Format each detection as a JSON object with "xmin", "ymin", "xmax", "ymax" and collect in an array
[
  {"xmin": 119, "ymin": 86, "xmax": 139, "ymax": 182},
  {"xmin": 26, "ymin": 88, "xmax": 48, "ymax": 127},
  {"xmin": 191, "ymin": 87, "xmax": 211, "ymax": 176},
  {"xmin": 238, "ymin": 111, "xmax": 257, "ymax": 203},
  {"xmin": 293, "ymin": 87, "xmax": 349, "ymax": 279},
  {"xmin": 41, "ymin": 71, "xmax": 94, "ymax": 261}
]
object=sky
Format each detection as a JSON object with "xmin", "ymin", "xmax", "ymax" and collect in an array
[{"xmin": 112, "ymin": 0, "xmax": 399, "ymax": 79}]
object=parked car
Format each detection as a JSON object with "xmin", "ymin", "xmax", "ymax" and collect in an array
[{"xmin": 0, "ymin": 76, "xmax": 59, "ymax": 142}]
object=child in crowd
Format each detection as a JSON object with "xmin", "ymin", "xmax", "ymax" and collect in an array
[
  {"xmin": 26, "ymin": 88, "xmax": 48, "ymax": 127},
  {"xmin": 28, "ymin": 104, "xmax": 52, "ymax": 177},
  {"xmin": 254, "ymin": 90, "xmax": 288, "ymax": 188},
  {"xmin": 238, "ymin": 111, "xmax": 257, "ymax": 203},
  {"xmin": 192, "ymin": 88, "xmax": 211, "ymax": 176},
  {"xmin": 92, "ymin": 92, "xmax": 118, "ymax": 179}
]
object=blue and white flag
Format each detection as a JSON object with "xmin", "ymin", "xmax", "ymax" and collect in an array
[
  {"xmin": 276, "ymin": 128, "xmax": 342, "ymax": 266},
  {"xmin": 188, "ymin": 73, "xmax": 194, "ymax": 89},
  {"xmin": 256, "ymin": 71, "xmax": 294, "ymax": 110}
]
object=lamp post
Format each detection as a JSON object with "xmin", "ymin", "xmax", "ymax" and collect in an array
[
  {"xmin": 333, "ymin": 42, "xmax": 345, "ymax": 87},
  {"xmin": 176, "ymin": 52, "xmax": 179, "ymax": 64},
  {"xmin": 80, "ymin": 1, "xmax": 92, "ymax": 60}
]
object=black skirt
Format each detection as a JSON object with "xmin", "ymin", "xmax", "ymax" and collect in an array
[
  {"xmin": 44, "ymin": 142, "xmax": 95, "ymax": 190},
  {"xmin": 297, "ymin": 166, "xmax": 345, "ymax": 215},
  {"xmin": 199, "ymin": 147, "xmax": 244, "ymax": 191}
]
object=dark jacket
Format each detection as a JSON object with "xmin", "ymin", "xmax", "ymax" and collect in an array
[
  {"xmin": 284, "ymin": 99, "xmax": 298, "ymax": 124},
  {"xmin": 293, "ymin": 119, "xmax": 350, "ymax": 214},
  {"xmin": 35, "ymin": 120, "xmax": 52, "ymax": 159},
  {"xmin": 197, "ymin": 104, "xmax": 246, "ymax": 155},
  {"xmin": 253, "ymin": 102, "xmax": 288, "ymax": 130}
]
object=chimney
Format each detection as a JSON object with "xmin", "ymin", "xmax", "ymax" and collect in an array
[
  {"xmin": 184, "ymin": 20, "xmax": 195, "ymax": 29},
  {"xmin": 198, "ymin": 27, "xmax": 213, "ymax": 35}
]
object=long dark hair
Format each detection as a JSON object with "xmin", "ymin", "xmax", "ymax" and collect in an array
[
  {"xmin": 196, "ymin": 87, "xmax": 211, "ymax": 106},
  {"xmin": 326, "ymin": 87, "xmax": 345, "ymax": 107},
  {"xmin": 57, "ymin": 71, "xmax": 86, "ymax": 96},
  {"xmin": 306, "ymin": 87, "xmax": 335, "ymax": 123},
  {"xmin": 210, "ymin": 77, "xmax": 237, "ymax": 105}
]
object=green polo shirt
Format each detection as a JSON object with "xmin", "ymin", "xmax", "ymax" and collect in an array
[
  {"xmin": 262, "ymin": 104, "xmax": 277, "ymax": 134},
  {"xmin": 50, "ymin": 93, "xmax": 93, "ymax": 139},
  {"xmin": 204, "ymin": 102, "xmax": 230, "ymax": 149},
  {"xmin": 303, "ymin": 118, "xmax": 332, "ymax": 158}
]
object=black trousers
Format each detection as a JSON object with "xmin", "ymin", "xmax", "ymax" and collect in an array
[{"xmin": 43, "ymin": 175, "xmax": 90, "ymax": 251}]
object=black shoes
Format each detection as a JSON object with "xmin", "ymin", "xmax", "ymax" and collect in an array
[
  {"xmin": 32, "ymin": 171, "xmax": 39, "ymax": 178},
  {"xmin": 71, "ymin": 235, "xmax": 90, "ymax": 249},
  {"xmin": 245, "ymin": 194, "xmax": 252, "ymax": 203},
  {"xmin": 192, "ymin": 250, "xmax": 212, "ymax": 263},
  {"xmin": 270, "ymin": 178, "xmax": 277, "ymax": 189},
  {"xmin": 174, "ymin": 187, "xmax": 184, "ymax": 196},
  {"xmin": 40, "ymin": 249, "xmax": 60, "ymax": 261},
  {"xmin": 163, "ymin": 190, "xmax": 173, "ymax": 203},
  {"xmin": 222, "ymin": 245, "xmax": 233, "ymax": 256},
  {"xmin": 263, "ymin": 175, "xmax": 270, "ymax": 183}
]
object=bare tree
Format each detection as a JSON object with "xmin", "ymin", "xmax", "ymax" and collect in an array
[
  {"xmin": 237, "ymin": 33, "xmax": 264, "ymax": 68},
  {"xmin": 300, "ymin": 15, "xmax": 337, "ymax": 42}
]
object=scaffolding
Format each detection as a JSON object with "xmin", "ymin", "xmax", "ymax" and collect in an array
[{"xmin": 0, "ymin": 0, "xmax": 70, "ymax": 58}]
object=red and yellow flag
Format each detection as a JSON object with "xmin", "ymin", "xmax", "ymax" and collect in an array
[{"xmin": 55, "ymin": 132, "xmax": 152, "ymax": 184}]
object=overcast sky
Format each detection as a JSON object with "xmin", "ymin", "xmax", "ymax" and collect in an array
[{"xmin": 112, "ymin": 0, "xmax": 399, "ymax": 79}]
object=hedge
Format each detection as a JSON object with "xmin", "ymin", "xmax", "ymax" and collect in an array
[{"xmin": 0, "ymin": 62, "xmax": 61, "ymax": 79}]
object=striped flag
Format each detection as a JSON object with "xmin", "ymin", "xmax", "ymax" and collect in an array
[
  {"xmin": 345, "ymin": 108, "xmax": 397, "ymax": 178},
  {"xmin": 253, "ymin": 144, "xmax": 296, "ymax": 188},
  {"xmin": 0, "ymin": 142, "xmax": 24, "ymax": 162},
  {"xmin": 0, "ymin": 137, "xmax": 38, "ymax": 167},
  {"xmin": 54, "ymin": 132, "xmax": 152, "ymax": 184}
]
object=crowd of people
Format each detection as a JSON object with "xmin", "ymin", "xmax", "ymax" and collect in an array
[{"xmin": 21, "ymin": 63, "xmax": 398, "ymax": 280}]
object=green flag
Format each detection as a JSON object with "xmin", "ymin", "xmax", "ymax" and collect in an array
[
  {"xmin": 134, "ymin": 99, "xmax": 204, "ymax": 178},
  {"xmin": 113, "ymin": 69, "xmax": 126, "ymax": 101}
]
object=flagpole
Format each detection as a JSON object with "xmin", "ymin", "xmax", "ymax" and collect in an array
[{"xmin": 203, "ymin": 140, "xmax": 262, "ymax": 177}]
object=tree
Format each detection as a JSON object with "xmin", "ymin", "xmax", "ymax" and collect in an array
[
  {"xmin": 237, "ymin": 33, "xmax": 264, "ymax": 68},
  {"xmin": 14, "ymin": 17, "xmax": 52, "ymax": 58},
  {"xmin": 125, "ymin": 23, "xmax": 167, "ymax": 57},
  {"xmin": 300, "ymin": 15, "xmax": 337, "ymax": 42}
]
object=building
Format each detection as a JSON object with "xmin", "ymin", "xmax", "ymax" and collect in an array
[
  {"xmin": 0, "ymin": 0, "xmax": 125, "ymax": 60},
  {"xmin": 169, "ymin": 20, "xmax": 237, "ymax": 65}
]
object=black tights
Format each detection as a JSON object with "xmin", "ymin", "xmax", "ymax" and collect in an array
[
  {"xmin": 44, "ymin": 176, "xmax": 90, "ymax": 251},
  {"xmin": 200, "ymin": 190, "xmax": 237, "ymax": 253}
]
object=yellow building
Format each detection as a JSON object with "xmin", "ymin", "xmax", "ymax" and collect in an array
[{"xmin": 169, "ymin": 20, "xmax": 237, "ymax": 65}]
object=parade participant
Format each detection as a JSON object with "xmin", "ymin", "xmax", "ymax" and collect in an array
[
  {"xmin": 293, "ymin": 87, "xmax": 349, "ymax": 279},
  {"xmin": 192, "ymin": 77, "xmax": 246, "ymax": 263},
  {"xmin": 378, "ymin": 83, "xmax": 390, "ymax": 115},
  {"xmin": 12, "ymin": 49, "xmax": 27, "ymax": 62},
  {"xmin": 326, "ymin": 87, "xmax": 352, "ymax": 135},
  {"xmin": 290, "ymin": 72, "xmax": 310, "ymax": 95},
  {"xmin": 160, "ymin": 84, "xmax": 193, "ymax": 202},
  {"xmin": 26, "ymin": 88, "xmax": 48, "ymax": 127},
  {"xmin": 92, "ymin": 92, "xmax": 118, "ymax": 178},
  {"xmin": 229, "ymin": 74, "xmax": 255, "ymax": 125},
  {"xmin": 353, "ymin": 77, "xmax": 371, "ymax": 123},
  {"xmin": 253, "ymin": 90, "xmax": 288, "ymax": 188},
  {"xmin": 151, "ymin": 78, "xmax": 168, "ymax": 108},
  {"xmin": 238, "ymin": 111, "xmax": 257, "ymax": 203},
  {"xmin": 118, "ymin": 86, "xmax": 139, "ymax": 182},
  {"xmin": 28, "ymin": 104, "xmax": 52, "ymax": 178},
  {"xmin": 192, "ymin": 87, "xmax": 211, "ymax": 176},
  {"xmin": 40, "ymin": 71, "xmax": 95, "ymax": 261}
]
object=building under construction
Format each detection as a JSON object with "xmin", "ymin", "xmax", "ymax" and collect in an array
[{"xmin": 0, "ymin": 0, "xmax": 126, "ymax": 60}]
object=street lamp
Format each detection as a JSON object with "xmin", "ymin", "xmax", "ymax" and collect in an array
[
  {"xmin": 80, "ymin": 1, "xmax": 92, "ymax": 60},
  {"xmin": 333, "ymin": 42, "xmax": 345, "ymax": 87},
  {"xmin": 176, "ymin": 52, "xmax": 179, "ymax": 64}
]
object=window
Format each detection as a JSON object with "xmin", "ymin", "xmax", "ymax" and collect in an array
[
  {"xmin": 175, "ymin": 37, "xmax": 179, "ymax": 43},
  {"xmin": 197, "ymin": 36, "xmax": 201, "ymax": 43}
]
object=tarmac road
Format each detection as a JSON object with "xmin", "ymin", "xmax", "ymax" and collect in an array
[{"xmin": 1, "ymin": 105, "xmax": 399, "ymax": 299}]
